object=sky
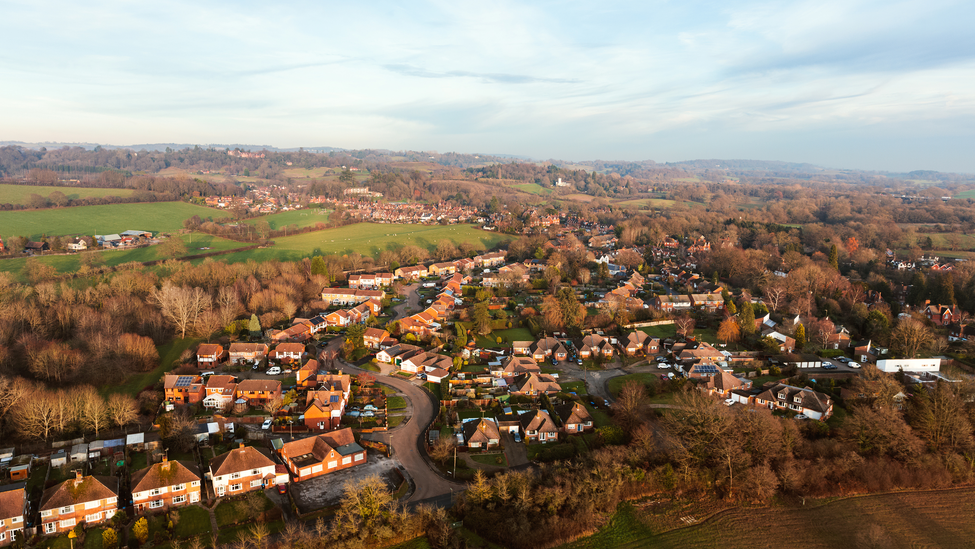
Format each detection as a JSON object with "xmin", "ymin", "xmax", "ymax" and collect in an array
[{"xmin": 2, "ymin": 0, "xmax": 974, "ymax": 172}]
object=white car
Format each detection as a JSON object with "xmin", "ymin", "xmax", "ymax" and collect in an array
[
  {"xmin": 794, "ymin": 414, "xmax": 808, "ymax": 420},
  {"xmin": 265, "ymin": 367, "xmax": 281, "ymax": 376},
  {"xmin": 848, "ymin": 361, "xmax": 861, "ymax": 369},
  {"xmin": 261, "ymin": 419, "xmax": 273, "ymax": 429},
  {"xmin": 657, "ymin": 363, "xmax": 670, "ymax": 369},
  {"xmin": 724, "ymin": 398, "xmax": 735, "ymax": 406}
]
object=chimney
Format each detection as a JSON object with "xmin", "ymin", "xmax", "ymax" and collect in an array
[
  {"xmin": 239, "ymin": 443, "xmax": 246, "ymax": 449},
  {"xmin": 161, "ymin": 456, "xmax": 168, "ymax": 463},
  {"xmin": 74, "ymin": 470, "xmax": 84, "ymax": 483}
]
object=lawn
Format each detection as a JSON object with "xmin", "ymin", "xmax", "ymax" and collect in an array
[
  {"xmin": 607, "ymin": 373, "xmax": 662, "ymax": 397},
  {"xmin": 510, "ymin": 183, "xmax": 550, "ymax": 195},
  {"xmin": 470, "ymin": 453, "xmax": 508, "ymax": 467},
  {"xmin": 0, "ymin": 231, "xmax": 251, "ymax": 277},
  {"xmin": 0, "ymin": 184, "xmax": 137, "ymax": 205},
  {"xmin": 387, "ymin": 396, "xmax": 407, "ymax": 410},
  {"xmin": 387, "ymin": 415, "xmax": 406, "ymax": 428},
  {"xmin": 241, "ymin": 209, "xmax": 331, "ymax": 230},
  {"xmin": 215, "ymin": 492, "xmax": 274, "ymax": 527},
  {"xmin": 0, "ymin": 201, "xmax": 218, "ymax": 240},
  {"xmin": 563, "ymin": 486, "xmax": 975, "ymax": 548},
  {"xmin": 101, "ymin": 337, "xmax": 201, "ymax": 398},
  {"xmin": 956, "ymin": 189, "xmax": 975, "ymax": 199},
  {"xmin": 173, "ymin": 504, "xmax": 213, "ymax": 539},
  {"xmin": 205, "ymin": 223, "xmax": 507, "ymax": 264},
  {"xmin": 637, "ymin": 324, "xmax": 719, "ymax": 344},
  {"xmin": 216, "ymin": 519, "xmax": 285, "ymax": 545},
  {"xmin": 83, "ymin": 528, "xmax": 107, "ymax": 549}
]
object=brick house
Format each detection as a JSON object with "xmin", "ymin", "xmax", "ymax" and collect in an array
[
  {"xmin": 0, "ymin": 486, "xmax": 25, "ymax": 546},
  {"xmin": 509, "ymin": 373, "xmax": 562, "ymax": 397},
  {"xmin": 393, "ymin": 266, "xmax": 428, "ymax": 280},
  {"xmin": 209, "ymin": 445, "xmax": 277, "ymax": 498},
  {"xmin": 554, "ymin": 402, "xmax": 594, "ymax": 435},
  {"xmin": 518, "ymin": 410, "xmax": 558, "ymax": 443},
  {"xmin": 278, "ymin": 428, "xmax": 366, "ymax": 482},
  {"xmin": 203, "ymin": 375, "xmax": 237, "ymax": 410},
  {"xmin": 196, "ymin": 344, "xmax": 223, "ymax": 366},
  {"xmin": 130, "ymin": 459, "xmax": 202, "ymax": 513},
  {"xmin": 462, "ymin": 419, "xmax": 500, "ymax": 450},
  {"xmin": 363, "ymin": 328, "xmax": 391, "ymax": 349},
  {"xmin": 39, "ymin": 473, "xmax": 118, "ymax": 535},
  {"xmin": 754, "ymin": 383, "xmax": 834, "ymax": 420},
  {"xmin": 228, "ymin": 343, "xmax": 268, "ymax": 364},
  {"xmin": 271, "ymin": 343, "xmax": 305, "ymax": 363},
  {"xmin": 163, "ymin": 375, "xmax": 205, "ymax": 405},
  {"xmin": 234, "ymin": 380, "xmax": 282, "ymax": 407},
  {"xmin": 295, "ymin": 359, "xmax": 320, "ymax": 388},
  {"xmin": 580, "ymin": 334, "xmax": 614, "ymax": 359}
]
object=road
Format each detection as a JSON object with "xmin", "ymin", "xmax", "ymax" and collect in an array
[
  {"xmin": 319, "ymin": 336, "xmax": 464, "ymax": 504},
  {"xmin": 390, "ymin": 283, "xmax": 420, "ymax": 321}
]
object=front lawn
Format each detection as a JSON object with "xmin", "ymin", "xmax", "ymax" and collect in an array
[
  {"xmin": 387, "ymin": 396, "xmax": 407, "ymax": 410},
  {"xmin": 216, "ymin": 519, "xmax": 285, "ymax": 545},
  {"xmin": 173, "ymin": 504, "xmax": 213, "ymax": 539},
  {"xmin": 607, "ymin": 373, "xmax": 662, "ymax": 397},
  {"xmin": 215, "ymin": 492, "xmax": 274, "ymax": 527},
  {"xmin": 387, "ymin": 415, "xmax": 406, "ymax": 428},
  {"xmin": 470, "ymin": 453, "xmax": 508, "ymax": 467}
]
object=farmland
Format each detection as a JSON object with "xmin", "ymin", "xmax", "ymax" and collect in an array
[
  {"xmin": 0, "ymin": 184, "xmax": 136, "ymax": 205},
  {"xmin": 957, "ymin": 189, "xmax": 975, "ymax": 199},
  {"xmin": 199, "ymin": 223, "xmax": 507, "ymax": 264},
  {"xmin": 241, "ymin": 209, "xmax": 332, "ymax": 230},
  {"xmin": 563, "ymin": 487, "xmax": 975, "ymax": 548},
  {"xmin": 510, "ymin": 183, "xmax": 550, "ymax": 195},
  {"xmin": 0, "ymin": 201, "xmax": 217, "ymax": 240}
]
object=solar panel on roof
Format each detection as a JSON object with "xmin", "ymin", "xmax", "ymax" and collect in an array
[
  {"xmin": 330, "ymin": 395, "xmax": 340, "ymax": 403},
  {"xmin": 175, "ymin": 376, "xmax": 193, "ymax": 387}
]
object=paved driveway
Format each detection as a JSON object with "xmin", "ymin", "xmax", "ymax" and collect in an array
[{"xmin": 288, "ymin": 452, "xmax": 401, "ymax": 513}]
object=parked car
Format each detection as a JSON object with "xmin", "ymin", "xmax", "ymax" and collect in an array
[
  {"xmin": 657, "ymin": 363, "xmax": 670, "ymax": 369},
  {"xmin": 848, "ymin": 361, "xmax": 861, "ymax": 369},
  {"xmin": 277, "ymin": 483, "xmax": 287, "ymax": 494},
  {"xmin": 252, "ymin": 364, "xmax": 260, "ymax": 370},
  {"xmin": 724, "ymin": 398, "xmax": 735, "ymax": 406},
  {"xmin": 362, "ymin": 411, "xmax": 375, "ymax": 418},
  {"xmin": 794, "ymin": 414, "xmax": 808, "ymax": 420},
  {"xmin": 822, "ymin": 364, "xmax": 837, "ymax": 370},
  {"xmin": 838, "ymin": 357, "xmax": 850, "ymax": 363},
  {"xmin": 261, "ymin": 419, "xmax": 273, "ymax": 429},
  {"xmin": 265, "ymin": 367, "xmax": 281, "ymax": 376},
  {"xmin": 283, "ymin": 368, "xmax": 293, "ymax": 374},
  {"xmin": 514, "ymin": 432, "xmax": 522, "ymax": 443}
]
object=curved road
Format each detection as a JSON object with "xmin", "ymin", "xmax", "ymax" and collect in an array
[{"xmin": 319, "ymin": 334, "xmax": 464, "ymax": 504}]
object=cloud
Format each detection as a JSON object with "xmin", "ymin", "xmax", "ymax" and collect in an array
[{"xmin": 383, "ymin": 63, "xmax": 581, "ymax": 85}]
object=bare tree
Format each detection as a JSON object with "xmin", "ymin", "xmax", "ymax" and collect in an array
[
  {"xmin": 675, "ymin": 314, "xmax": 695, "ymax": 338},
  {"xmin": 106, "ymin": 394, "xmax": 139, "ymax": 429},
  {"xmin": 262, "ymin": 397, "xmax": 284, "ymax": 416},
  {"xmin": 0, "ymin": 375, "xmax": 31, "ymax": 425},
  {"xmin": 612, "ymin": 380, "xmax": 647, "ymax": 431},
  {"xmin": 151, "ymin": 284, "xmax": 211, "ymax": 338},
  {"xmin": 76, "ymin": 386, "xmax": 108, "ymax": 437},
  {"xmin": 429, "ymin": 435, "xmax": 455, "ymax": 464},
  {"xmin": 808, "ymin": 318, "xmax": 835, "ymax": 350},
  {"xmin": 761, "ymin": 282, "xmax": 788, "ymax": 313},
  {"xmin": 216, "ymin": 287, "xmax": 243, "ymax": 328},
  {"xmin": 11, "ymin": 387, "xmax": 57, "ymax": 440},
  {"xmin": 890, "ymin": 318, "xmax": 930, "ymax": 359}
]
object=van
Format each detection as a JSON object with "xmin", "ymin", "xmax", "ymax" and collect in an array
[{"xmin": 200, "ymin": 371, "xmax": 215, "ymax": 377}]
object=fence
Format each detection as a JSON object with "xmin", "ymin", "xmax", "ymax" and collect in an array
[{"xmin": 623, "ymin": 319, "xmax": 676, "ymax": 329}]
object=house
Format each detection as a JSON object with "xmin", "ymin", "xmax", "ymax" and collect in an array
[
  {"xmin": 473, "ymin": 251, "xmax": 506, "ymax": 267},
  {"xmin": 130, "ymin": 459, "xmax": 202, "ymax": 513},
  {"xmin": 0, "ymin": 486, "xmax": 25, "ymax": 545},
  {"xmin": 363, "ymin": 328, "xmax": 391, "ymax": 349},
  {"xmin": 428, "ymin": 262, "xmax": 457, "ymax": 276},
  {"xmin": 303, "ymin": 375, "xmax": 351, "ymax": 430},
  {"xmin": 497, "ymin": 356, "xmax": 541, "ymax": 378},
  {"xmin": 510, "ymin": 373, "xmax": 562, "ymax": 396},
  {"xmin": 755, "ymin": 383, "xmax": 834, "ymax": 420},
  {"xmin": 624, "ymin": 331, "xmax": 652, "ymax": 356},
  {"xmin": 425, "ymin": 367, "xmax": 450, "ymax": 384},
  {"xmin": 234, "ymin": 379, "xmax": 282, "ymax": 406},
  {"xmin": 210, "ymin": 445, "xmax": 278, "ymax": 497},
  {"xmin": 925, "ymin": 303, "xmax": 961, "ymax": 326},
  {"xmin": 400, "ymin": 352, "xmax": 452, "ymax": 375},
  {"xmin": 348, "ymin": 273, "xmax": 392, "ymax": 289},
  {"xmin": 325, "ymin": 309, "xmax": 351, "ymax": 327},
  {"xmin": 518, "ymin": 410, "xmax": 558, "ymax": 444},
  {"xmin": 394, "ymin": 266, "xmax": 428, "ymax": 280},
  {"xmin": 463, "ymin": 418, "xmax": 500, "ymax": 450},
  {"xmin": 25, "ymin": 241, "xmax": 49, "ymax": 253},
  {"xmin": 308, "ymin": 315, "xmax": 329, "ymax": 334},
  {"xmin": 271, "ymin": 343, "xmax": 305, "ymax": 363},
  {"xmin": 690, "ymin": 294, "xmax": 724, "ymax": 312},
  {"xmin": 278, "ymin": 428, "xmax": 366, "ymax": 482},
  {"xmin": 654, "ymin": 295, "xmax": 692, "ymax": 311},
  {"xmin": 271, "ymin": 323, "xmax": 312, "ymax": 343},
  {"xmin": 580, "ymin": 334, "xmax": 614, "ymax": 359},
  {"xmin": 702, "ymin": 370, "xmax": 752, "ymax": 397},
  {"xmin": 39, "ymin": 472, "xmax": 118, "ymax": 535},
  {"xmin": 677, "ymin": 341, "xmax": 724, "ymax": 365},
  {"xmin": 554, "ymin": 402, "xmax": 593, "ymax": 435},
  {"xmin": 826, "ymin": 328, "xmax": 851, "ymax": 349},
  {"xmin": 320, "ymin": 288, "xmax": 384, "ymax": 306},
  {"xmin": 529, "ymin": 337, "xmax": 561, "ymax": 362},
  {"xmin": 203, "ymin": 375, "xmax": 237, "ymax": 410},
  {"xmin": 853, "ymin": 341, "xmax": 877, "ymax": 364},
  {"xmin": 295, "ymin": 360, "xmax": 320, "ymax": 388},
  {"xmin": 763, "ymin": 331, "xmax": 796, "ymax": 353},
  {"xmin": 512, "ymin": 341, "xmax": 533, "ymax": 355},
  {"xmin": 66, "ymin": 239, "xmax": 88, "ymax": 251},
  {"xmin": 196, "ymin": 344, "xmax": 223, "ymax": 365},
  {"xmin": 228, "ymin": 343, "xmax": 268, "ymax": 364},
  {"xmin": 377, "ymin": 344, "xmax": 422, "ymax": 365},
  {"xmin": 163, "ymin": 375, "xmax": 205, "ymax": 405}
]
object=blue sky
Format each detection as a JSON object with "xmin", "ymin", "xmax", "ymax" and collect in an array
[{"xmin": 2, "ymin": 0, "xmax": 974, "ymax": 172}]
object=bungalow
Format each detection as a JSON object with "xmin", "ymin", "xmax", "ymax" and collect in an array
[
  {"xmin": 518, "ymin": 410, "xmax": 558, "ymax": 444},
  {"xmin": 554, "ymin": 402, "xmax": 593, "ymax": 435},
  {"xmin": 228, "ymin": 343, "xmax": 268, "ymax": 364},
  {"xmin": 400, "ymin": 352, "xmax": 451, "ymax": 375},
  {"xmin": 209, "ymin": 445, "xmax": 277, "ymax": 497},
  {"xmin": 529, "ymin": 337, "xmax": 561, "ymax": 362},
  {"xmin": 463, "ymin": 418, "xmax": 500, "ymax": 450},
  {"xmin": 234, "ymin": 379, "xmax": 282, "ymax": 407},
  {"xmin": 702, "ymin": 370, "xmax": 752, "ymax": 398},
  {"xmin": 512, "ymin": 341, "xmax": 533, "ymax": 355},
  {"xmin": 271, "ymin": 343, "xmax": 305, "ymax": 363},
  {"xmin": 509, "ymin": 373, "xmax": 562, "ymax": 397},
  {"xmin": 164, "ymin": 375, "xmax": 205, "ymax": 405},
  {"xmin": 271, "ymin": 323, "xmax": 312, "ymax": 343},
  {"xmin": 39, "ymin": 472, "xmax": 118, "ymax": 535},
  {"xmin": 0, "ymin": 486, "xmax": 25, "ymax": 545},
  {"xmin": 377, "ymin": 344, "xmax": 422, "ymax": 365},
  {"xmin": 677, "ymin": 341, "xmax": 724, "ymax": 365},
  {"xmin": 496, "ymin": 356, "xmax": 541, "ymax": 378},
  {"xmin": 425, "ymin": 367, "xmax": 450, "ymax": 384},
  {"xmin": 203, "ymin": 375, "xmax": 237, "ymax": 410},
  {"xmin": 320, "ymin": 288, "xmax": 384, "ymax": 306},
  {"xmin": 755, "ymin": 383, "xmax": 834, "ymax": 420},
  {"xmin": 130, "ymin": 459, "xmax": 202, "ymax": 513},
  {"xmin": 278, "ymin": 428, "xmax": 366, "ymax": 482},
  {"xmin": 196, "ymin": 344, "xmax": 223, "ymax": 365}
]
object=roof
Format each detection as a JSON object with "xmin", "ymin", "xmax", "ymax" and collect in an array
[
  {"xmin": 206, "ymin": 375, "xmax": 237, "ymax": 394},
  {"xmin": 131, "ymin": 460, "xmax": 201, "ymax": 493},
  {"xmin": 40, "ymin": 475, "xmax": 119, "ymax": 511},
  {"xmin": 0, "ymin": 485, "xmax": 25, "ymax": 520},
  {"xmin": 510, "ymin": 373, "xmax": 562, "ymax": 394},
  {"xmin": 757, "ymin": 383, "xmax": 833, "ymax": 414},
  {"xmin": 197, "ymin": 343, "xmax": 223, "ymax": 356},
  {"xmin": 236, "ymin": 379, "xmax": 281, "ymax": 393},
  {"xmin": 210, "ymin": 446, "xmax": 275, "ymax": 477},
  {"xmin": 554, "ymin": 401, "xmax": 592, "ymax": 425},
  {"xmin": 518, "ymin": 409, "xmax": 557, "ymax": 432},
  {"xmin": 273, "ymin": 343, "xmax": 305, "ymax": 354},
  {"xmin": 229, "ymin": 343, "xmax": 268, "ymax": 354},
  {"xmin": 463, "ymin": 418, "xmax": 500, "ymax": 443}
]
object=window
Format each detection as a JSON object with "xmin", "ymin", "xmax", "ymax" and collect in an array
[
  {"xmin": 11, "ymin": 516, "xmax": 22, "ymax": 524},
  {"xmin": 0, "ymin": 532, "xmax": 5, "ymax": 541},
  {"xmin": 105, "ymin": 510, "xmax": 115, "ymax": 519},
  {"xmin": 85, "ymin": 513, "xmax": 102, "ymax": 522},
  {"xmin": 59, "ymin": 506, "xmax": 73, "ymax": 514},
  {"xmin": 311, "ymin": 464, "xmax": 323, "ymax": 473},
  {"xmin": 354, "ymin": 453, "xmax": 364, "ymax": 462},
  {"xmin": 174, "ymin": 484, "xmax": 185, "ymax": 492},
  {"xmin": 191, "ymin": 481, "xmax": 200, "ymax": 487},
  {"xmin": 107, "ymin": 497, "xmax": 117, "ymax": 505},
  {"xmin": 85, "ymin": 501, "xmax": 100, "ymax": 510},
  {"xmin": 60, "ymin": 519, "xmax": 76, "ymax": 529},
  {"xmin": 173, "ymin": 495, "xmax": 186, "ymax": 504},
  {"xmin": 230, "ymin": 483, "xmax": 242, "ymax": 492},
  {"xmin": 328, "ymin": 461, "xmax": 337, "ymax": 469},
  {"xmin": 342, "ymin": 456, "xmax": 352, "ymax": 465},
  {"xmin": 251, "ymin": 469, "xmax": 260, "ymax": 475},
  {"xmin": 230, "ymin": 472, "xmax": 241, "ymax": 479},
  {"xmin": 0, "ymin": 519, "xmax": 3, "ymax": 527},
  {"xmin": 45, "ymin": 523, "xmax": 57, "ymax": 534},
  {"xmin": 150, "ymin": 488, "xmax": 163, "ymax": 496},
  {"xmin": 41, "ymin": 510, "xmax": 52, "ymax": 518},
  {"xmin": 190, "ymin": 492, "xmax": 200, "ymax": 503},
  {"xmin": 250, "ymin": 480, "xmax": 262, "ymax": 488},
  {"xmin": 149, "ymin": 500, "xmax": 164, "ymax": 509}
]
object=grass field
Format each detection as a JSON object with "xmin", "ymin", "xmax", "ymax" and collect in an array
[
  {"xmin": 563, "ymin": 487, "xmax": 975, "ymax": 548},
  {"xmin": 636, "ymin": 324, "xmax": 719, "ymax": 344},
  {"xmin": 208, "ymin": 223, "xmax": 507, "ymax": 263},
  {"xmin": 0, "ymin": 201, "xmax": 217, "ymax": 240},
  {"xmin": 0, "ymin": 184, "xmax": 136, "ymax": 205},
  {"xmin": 606, "ymin": 373, "xmax": 663, "ymax": 397},
  {"xmin": 241, "ymin": 209, "xmax": 332, "ymax": 230},
  {"xmin": 0, "ymin": 231, "xmax": 251, "ymax": 277},
  {"xmin": 957, "ymin": 189, "xmax": 975, "ymax": 199},
  {"xmin": 101, "ymin": 337, "xmax": 201, "ymax": 398},
  {"xmin": 510, "ymin": 183, "xmax": 550, "ymax": 195}
]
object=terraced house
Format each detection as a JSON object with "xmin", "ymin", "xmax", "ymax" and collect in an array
[
  {"xmin": 39, "ymin": 473, "xmax": 118, "ymax": 535},
  {"xmin": 130, "ymin": 458, "xmax": 202, "ymax": 513},
  {"xmin": 0, "ymin": 486, "xmax": 25, "ymax": 546}
]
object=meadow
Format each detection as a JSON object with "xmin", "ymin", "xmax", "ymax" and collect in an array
[
  {"xmin": 956, "ymin": 189, "xmax": 975, "ymax": 199},
  {"xmin": 197, "ymin": 223, "xmax": 508, "ymax": 264},
  {"xmin": 562, "ymin": 487, "xmax": 975, "ymax": 548},
  {"xmin": 0, "ymin": 184, "xmax": 136, "ymax": 205},
  {"xmin": 0, "ymin": 201, "xmax": 217, "ymax": 240},
  {"xmin": 241, "ymin": 209, "xmax": 332, "ymax": 230},
  {"xmin": 510, "ymin": 183, "xmax": 550, "ymax": 195}
]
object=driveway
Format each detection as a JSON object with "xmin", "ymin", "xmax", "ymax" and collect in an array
[
  {"xmin": 502, "ymin": 432, "xmax": 530, "ymax": 468},
  {"xmin": 288, "ymin": 452, "xmax": 402, "ymax": 513}
]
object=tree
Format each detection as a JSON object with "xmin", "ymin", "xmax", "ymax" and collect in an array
[
  {"xmin": 675, "ymin": 313, "xmax": 695, "ymax": 338},
  {"xmin": 152, "ymin": 284, "xmax": 211, "ymax": 339},
  {"xmin": 828, "ymin": 244, "xmax": 839, "ymax": 270},
  {"xmin": 793, "ymin": 324, "xmax": 807, "ymax": 350},
  {"xmin": 429, "ymin": 435, "xmax": 454, "ymax": 463},
  {"xmin": 0, "ymin": 375, "xmax": 30, "ymax": 426},
  {"xmin": 890, "ymin": 317, "xmax": 929, "ymax": 358},
  {"xmin": 249, "ymin": 314, "xmax": 262, "ymax": 338},
  {"xmin": 473, "ymin": 302, "xmax": 492, "ymax": 335},
  {"xmin": 454, "ymin": 324, "xmax": 467, "ymax": 348},
  {"xmin": 717, "ymin": 317, "xmax": 741, "ymax": 345},
  {"xmin": 76, "ymin": 386, "xmax": 107, "ymax": 437},
  {"xmin": 310, "ymin": 256, "xmax": 328, "ymax": 277},
  {"xmin": 738, "ymin": 300, "xmax": 756, "ymax": 336},
  {"xmin": 102, "ymin": 528, "xmax": 118, "ymax": 549},
  {"xmin": 435, "ymin": 240, "xmax": 456, "ymax": 261},
  {"xmin": 134, "ymin": 518, "xmax": 150, "ymax": 545},
  {"xmin": 612, "ymin": 380, "xmax": 646, "ymax": 431},
  {"xmin": 10, "ymin": 386, "xmax": 57, "ymax": 440},
  {"xmin": 908, "ymin": 382, "xmax": 973, "ymax": 452},
  {"xmin": 106, "ymin": 394, "xmax": 139, "ymax": 429},
  {"xmin": 161, "ymin": 236, "xmax": 188, "ymax": 259},
  {"xmin": 808, "ymin": 318, "xmax": 835, "ymax": 349}
]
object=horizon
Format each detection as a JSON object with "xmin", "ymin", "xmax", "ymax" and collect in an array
[{"xmin": 2, "ymin": 1, "xmax": 973, "ymax": 172}]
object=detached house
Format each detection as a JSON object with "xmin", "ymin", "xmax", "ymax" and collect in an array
[
  {"xmin": 209, "ymin": 445, "xmax": 277, "ymax": 497},
  {"xmin": 196, "ymin": 344, "xmax": 223, "ymax": 366},
  {"xmin": 271, "ymin": 343, "xmax": 305, "ymax": 363},
  {"xmin": 278, "ymin": 428, "xmax": 366, "ymax": 482},
  {"xmin": 164, "ymin": 375, "xmax": 205, "ymax": 405},
  {"xmin": 0, "ymin": 486, "xmax": 25, "ymax": 545},
  {"xmin": 228, "ymin": 343, "xmax": 268, "ymax": 364},
  {"xmin": 39, "ymin": 473, "xmax": 118, "ymax": 535},
  {"xmin": 518, "ymin": 410, "xmax": 558, "ymax": 444},
  {"xmin": 625, "ymin": 331, "xmax": 660, "ymax": 356},
  {"xmin": 130, "ymin": 459, "xmax": 202, "ymax": 513},
  {"xmin": 755, "ymin": 383, "xmax": 834, "ymax": 420},
  {"xmin": 580, "ymin": 334, "xmax": 614, "ymax": 359},
  {"xmin": 554, "ymin": 402, "xmax": 594, "ymax": 435},
  {"xmin": 496, "ymin": 356, "xmax": 541, "ymax": 378},
  {"xmin": 463, "ymin": 419, "xmax": 500, "ymax": 450},
  {"xmin": 363, "ymin": 328, "xmax": 391, "ymax": 349},
  {"xmin": 203, "ymin": 375, "xmax": 237, "ymax": 410},
  {"xmin": 510, "ymin": 373, "xmax": 562, "ymax": 397}
]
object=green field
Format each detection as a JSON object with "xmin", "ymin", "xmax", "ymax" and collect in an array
[
  {"xmin": 956, "ymin": 189, "xmax": 975, "ymax": 199},
  {"xmin": 242, "ymin": 209, "xmax": 332, "ymax": 230},
  {"xmin": 0, "ymin": 184, "xmax": 136, "ymax": 205},
  {"xmin": 616, "ymin": 198, "xmax": 680, "ymax": 208},
  {"xmin": 0, "ymin": 232, "xmax": 250, "ymax": 276},
  {"xmin": 208, "ymin": 223, "xmax": 507, "ymax": 263},
  {"xmin": 562, "ymin": 487, "xmax": 975, "ymax": 548},
  {"xmin": 511, "ymin": 183, "xmax": 550, "ymax": 195},
  {"xmin": 0, "ymin": 201, "xmax": 218, "ymax": 240}
]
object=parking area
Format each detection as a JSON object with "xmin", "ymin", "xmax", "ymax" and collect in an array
[{"xmin": 288, "ymin": 452, "xmax": 403, "ymax": 513}]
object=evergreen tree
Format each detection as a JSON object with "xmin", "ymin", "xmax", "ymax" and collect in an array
[
  {"xmin": 828, "ymin": 244, "xmax": 839, "ymax": 271},
  {"xmin": 311, "ymin": 255, "xmax": 328, "ymax": 277},
  {"xmin": 907, "ymin": 272, "xmax": 927, "ymax": 307},
  {"xmin": 455, "ymin": 324, "xmax": 468, "ymax": 348},
  {"xmin": 249, "ymin": 314, "xmax": 261, "ymax": 337},
  {"xmin": 934, "ymin": 273, "xmax": 956, "ymax": 306},
  {"xmin": 738, "ymin": 299, "xmax": 756, "ymax": 335},
  {"xmin": 794, "ymin": 323, "xmax": 807, "ymax": 349},
  {"xmin": 473, "ymin": 301, "xmax": 492, "ymax": 335}
]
